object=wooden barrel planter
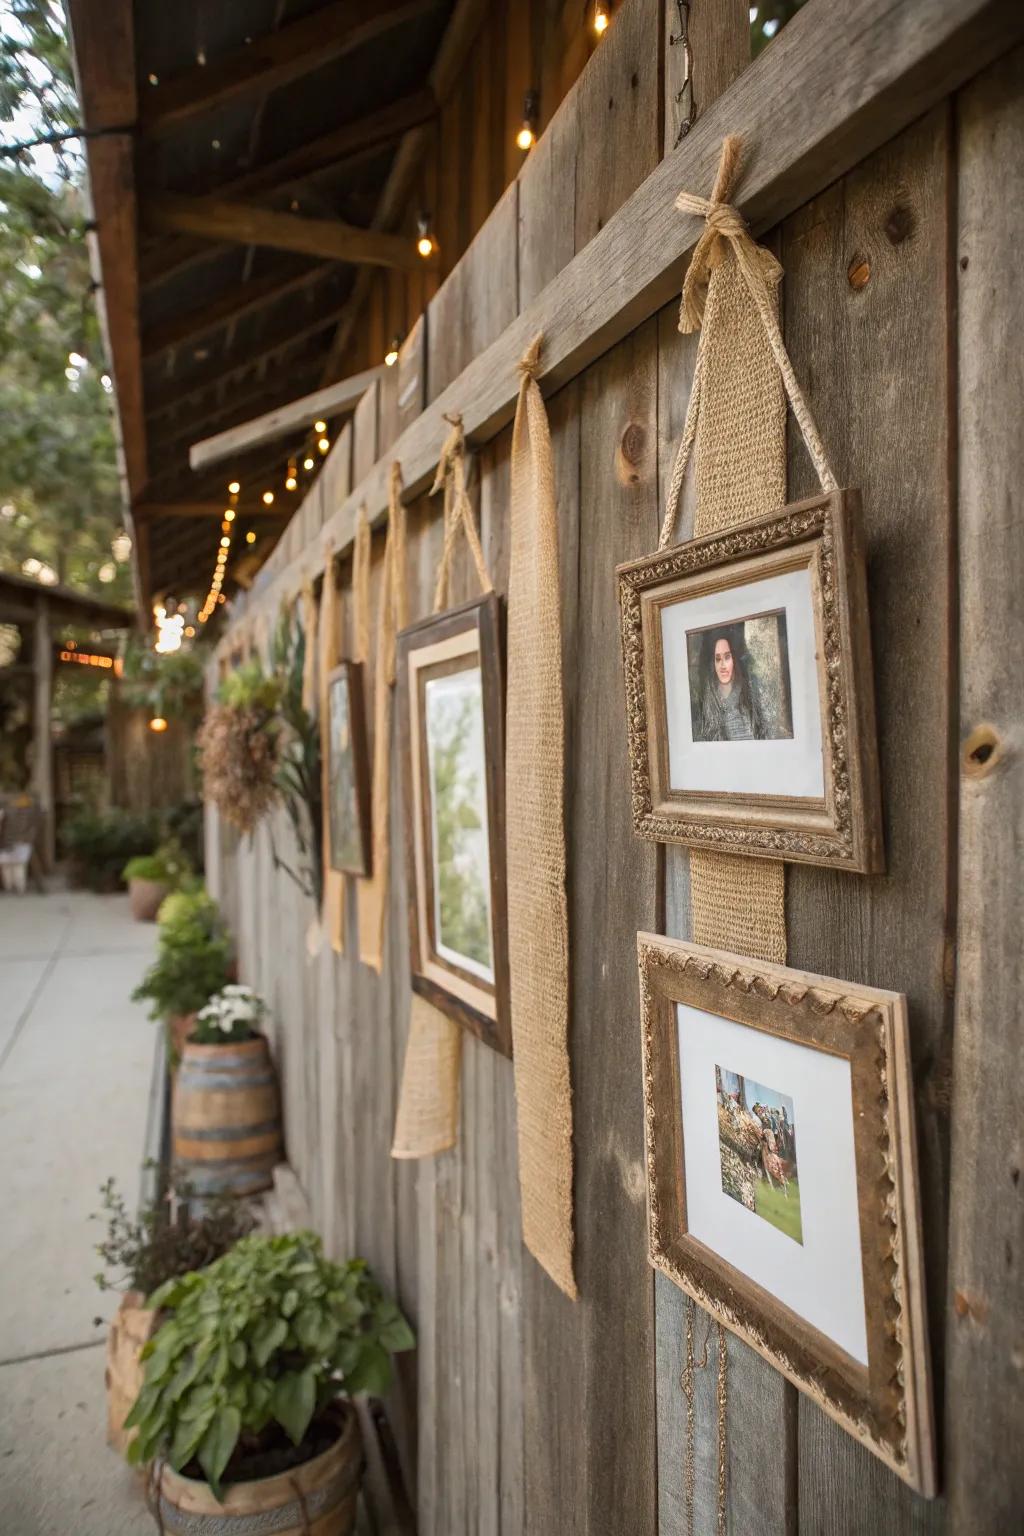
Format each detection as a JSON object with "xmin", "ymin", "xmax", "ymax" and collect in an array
[
  {"xmin": 156, "ymin": 1405, "xmax": 362, "ymax": 1536},
  {"xmin": 172, "ymin": 1035, "xmax": 282, "ymax": 1198}
]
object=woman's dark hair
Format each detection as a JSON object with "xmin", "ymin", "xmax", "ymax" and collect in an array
[{"xmin": 700, "ymin": 625, "xmax": 755, "ymax": 719}]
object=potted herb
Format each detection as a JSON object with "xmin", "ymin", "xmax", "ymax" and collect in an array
[
  {"xmin": 123, "ymin": 838, "xmax": 191, "ymax": 922},
  {"xmin": 94, "ymin": 1172, "xmax": 253, "ymax": 1456},
  {"xmin": 132, "ymin": 888, "xmax": 232, "ymax": 1064},
  {"xmin": 173, "ymin": 985, "xmax": 282, "ymax": 1198},
  {"xmin": 125, "ymin": 1232, "xmax": 414, "ymax": 1534}
]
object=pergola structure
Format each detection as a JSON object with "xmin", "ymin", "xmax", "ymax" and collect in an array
[
  {"xmin": 0, "ymin": 570, "xmax": 132, "ymax": 866},
  {"xmin": 66, "ymin": 0, "xmax": 491, "ymax": 611}
]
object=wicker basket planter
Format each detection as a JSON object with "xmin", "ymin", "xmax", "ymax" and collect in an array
[
  {"xmin": 156, "ymin": 1404, "xmax": 363, "ymax": 1536},
  {"xmin": 105, "ymin": 1291, "xmax": 158, "ymax": 1456},
  {"xmin": 172, "ymin": 1033, "xmax": 283, "ymax": 1197}
]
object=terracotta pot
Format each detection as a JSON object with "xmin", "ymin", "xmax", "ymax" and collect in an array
[
  {"xmin": 105, "ymin": 1290, "xmax": 158, "ymax": 1455},
  {"xmin": 172, "ymin": 1033, "xmax": 282, "ymax": 1198},
  {"xmin": 157, "ymin": 1403, "xmax": 362, "ymax": 1535},
  {"xmin": 129, "ymin": 877, "xmax": 169, "ymax": 922}
]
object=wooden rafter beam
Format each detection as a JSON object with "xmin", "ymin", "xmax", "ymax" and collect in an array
[
  {"xmin": 189, "ymin": 365, "xmax": 383, "ymax": 471},
  {"xmin": 143, "ymin": 194, "xmax": 425, "ymax": 271},
  {"xmin": 147, "ymin": 302, "xmax": 351, "ymax": 421},
  {"xmin": 138, "ymin": 0, "xmax": 439, "ymax": 137},
  {"xmin": 142, "ymin": 261, "xmax": 336, "ymax": 360},
  {"xmin": 133, "ymin": 502, "xmax": 290, "ymax": 520}
]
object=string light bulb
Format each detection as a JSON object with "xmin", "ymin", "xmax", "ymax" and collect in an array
[
  {"xmin": 303, "ymin": 455, "xmax": 315, "ymax": 471},
  {"xmin": 384, "ymin": 334, "xmax": 402, "ymax": 367},
  {"xmin": 516, "ymin": 90, "xmax": 539, "ymax": 151},
  {"xmin": 313, "ymin": 419, "xmax": 327, "ymax": 434},
  {"xmin": 285, "ymin": 459, "xmax": 298, "ymax": 491},
  {"xmin": 149, "ymin": 716, "xmax": 168, "ymax": 733},
  {"xmin": 224, "ymin": 507, "xmax": 235, "ymax": 522},
  {"xmin": 246, "ymin": 530, "xmax": 257, "ymax": 545},
  {"xmin": 227, "ymin": 481, "xmax": 240, "ymax": 495},
  {"xmin": 318, "ymin": 436, "xmax": 330, "ymax": 454},
  {"xmin": 416, "ymin": 212, "xmax": 435, "ymax": 259},
  {"xmin": 594, "ymin": 0, "xmax": 610, "ymax": 34},
  {"xmin": 262, "ymin": 490, "xmax": 274, "ymax": 505}
]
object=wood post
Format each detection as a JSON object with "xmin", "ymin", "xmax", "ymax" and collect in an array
[{"xmin": 32, "ymin": 594, "xmax": 55, "ymax": 870}]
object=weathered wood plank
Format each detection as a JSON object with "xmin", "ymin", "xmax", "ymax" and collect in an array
[
  {"xmin": 427, "ymin": 183, "xmax": 519, "ymax": 403},
  {"xmin": 783, "ymin": 108, "xmax": 953, "ymax": 1531},
  {"xmin": 226, "ymin": 0, "xmax": 1024, "ymax": 637},
  {"xmin": 189, "ymin": 367, "xmax": 384, "ymax": 472},
  {"xmin": 945, "ymin": 44, "xmax": 1024, "ymax": 1534}
]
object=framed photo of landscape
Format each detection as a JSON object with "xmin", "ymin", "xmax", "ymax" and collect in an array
[
  {"xmin": 637, "ymin": 932, "xmax": 935, "ymax": 1496},
  {"xmin": 396, "ymin": 593, "xmax": 511, "ymax": 1057},
  {"xmin": 616, "ymin": 490, "xmax": 883, "ymax": 872},
  {"xmin": 325, "ymin": 661, "xmax": 371, "ymax": 877}
]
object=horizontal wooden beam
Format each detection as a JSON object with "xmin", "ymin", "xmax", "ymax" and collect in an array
[
  {"xmin": 143, "ymin": 194, "xmax": 424, "ymax": 271},
  {"xmin": 142, "ymin": 262, "xmax": 335, "ymax": 359},
  {"xmin": 224, "ymin": 0, "xmax": 1024, "ymax": 635},
  {"xmin": 138, "ymin": 0, "xmax": 439, "ymax": 137},
  {"xmin": 134, "ymin": 502, "xmax": 291, "ymax": 520},
  {"xmin": 189, "ymin": 365, "xmax": 384, "ymax": 471}
]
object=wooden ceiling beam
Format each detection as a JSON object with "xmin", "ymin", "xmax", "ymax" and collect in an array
[
  {"xmin": 143, "ymin": 194, "xmax": 425, "ymax": 271},
  {"xmin": 189, "ymin": 364, "xmax": 383, "ymax": 471},
  {"xmin": 142, "ymin": 261, "xmax": 335, "ymax": 359},
  {"xmin": 147, "ymin": 303, "xmax": 349, "ymax": 421},
  {"xmin": 138, "ymin": 0, "xmax": 439, "ymax": 137},
  {"xmin": 133, "ymin": 502, "xmax": 289, "ymax": 520}
]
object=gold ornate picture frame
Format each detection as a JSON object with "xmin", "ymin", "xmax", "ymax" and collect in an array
[
  {"xmin": 637, "ymin": 932, "xmax": 935, "ymax": 1496},
  {"xmin": 616, "ymin": 490, "xmax": 883, "ymax": 871}
]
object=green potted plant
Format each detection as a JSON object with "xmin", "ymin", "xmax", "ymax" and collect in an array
[
  {"xmin": 122, "ymin": 837, "xmax": 191, "ymax": 922},
  {"xmin": 125, "ymin": 1232, "xmax": 414, "ymax": 1534},
  {"xmin": 132, "ymin": 887, "xmax": 232, "ymax": 1064},
  {"xmin": 94, "ymin": 1171, "xmax": 253, "ymax": 1456},
  {"xmin": 62, "ymin": 806, "xmax": 162, "ymax": 892},
  {"xmin": 173, "ymin": 985, "xmax": 283, "ymax": 1198}
]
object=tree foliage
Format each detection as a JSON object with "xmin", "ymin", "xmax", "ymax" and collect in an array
[{"xmin": 0, "ymin": 1, "xmax": 129, "ymax": 601}]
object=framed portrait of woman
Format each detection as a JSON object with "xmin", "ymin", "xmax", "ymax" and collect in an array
[
  {"xmin": 617, "ymin": 490, "xmax": 883, "ymax": 872},
  {"xmin": 637, "ymin": 931, "xmax": 935, "ymax": 1496},
  {"xmin": 396, "ymin": 593, "xmax": 511, "ymax": 1058}
]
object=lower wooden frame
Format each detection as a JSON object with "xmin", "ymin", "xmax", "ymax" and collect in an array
[{"xmin": 637, "ymin": 932, "xmax": 936, "ymax": 1496}]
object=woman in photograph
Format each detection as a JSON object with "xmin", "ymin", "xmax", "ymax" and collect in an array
[{"xmin": 696, "ymin": 626, "xmax": 767, "ymax": 742}]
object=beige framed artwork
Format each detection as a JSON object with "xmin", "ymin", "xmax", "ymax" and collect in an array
[
  {"xmin": 637, "ymin": 932, "xmax": 935, "ymax": 1496},
  {"xmin": 616, "ymin": 490, "xmax": 883, "ymax": 871},
  {"xmin": 396, "ymin": 593, "xmax": 511, "ymax": 1058}
]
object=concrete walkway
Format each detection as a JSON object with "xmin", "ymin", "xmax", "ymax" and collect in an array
[{"xmin": 0, "ymin": 891, "xmax": 161, "ymax": 1535}]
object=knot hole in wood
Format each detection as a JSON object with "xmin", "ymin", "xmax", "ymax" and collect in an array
[
  {"xmin": 962, "ymin": 723, "xmax": 1003, "ymax": 779},
  {"xmin": 617, "ymin": 421, "xmax": 648, "ymax": 486}
]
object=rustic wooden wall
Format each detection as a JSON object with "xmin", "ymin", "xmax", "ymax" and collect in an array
[{"xmin": 208, "ymin": 7, "xmax": 1023, "ymax": 1532}]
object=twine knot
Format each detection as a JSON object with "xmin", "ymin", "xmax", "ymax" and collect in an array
[
  {"xmin": 517, "ymin": 333, "xmax": 543, "ymax": 380},
  {"xmin": 674, "ymin": 135, "xmax": 752, "ymax": 334}
]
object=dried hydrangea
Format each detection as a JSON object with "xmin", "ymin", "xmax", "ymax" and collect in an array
[{"xmin": 196, "ymin": 702, "xmax": 279, "ymax": 835}]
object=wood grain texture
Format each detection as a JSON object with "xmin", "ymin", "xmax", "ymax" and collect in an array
[
  {"xmin": 782, "ymin": 107, "xmax": 953, "ymax": 1532},
  {"xmin": 945, "ymin": 44, "xmax": 1024, "ymax": 1534}
]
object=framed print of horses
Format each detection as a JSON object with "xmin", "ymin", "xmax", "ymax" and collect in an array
[
  {"xmin": 637, "ymin": 932, "xmax": 936, "ymax": 1496},
  {"xmin": 396, "ymin": 593, "xmax": 512, "ymax": 1058},
  {"xmin": 616, "ymin": 490, "xmax": 884, "ymax": 872}
]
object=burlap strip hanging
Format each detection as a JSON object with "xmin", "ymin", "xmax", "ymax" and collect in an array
[
  {"xmin": 663, "ymin": 134, "xmax": 836, "ymax": 969},
  {"xmin": 392, "ymin": 413, "xmax": 492, "ymax": 1160},
  {"xmin": 319, "ymin": 542, "xmax": 345, "ymax": 954},
  {"xmin": 506, "ymin": 335, "xmax": 576, "ymax": 1298},
  {"xmin": 356, "ymin": 466, "xmax": 408, "ymax": 971},
  {"xmin": 665, "ymin": 135, "xmax": 840, "ymax": 1532}
]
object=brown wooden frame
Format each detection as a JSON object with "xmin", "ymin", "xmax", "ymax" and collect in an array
[
  {"xmin": 396, "ymin": 593, "xmax": 511, "ymax": 1057},
  {"xmin": 324, "ymin": 661, "xmax": 372, "ymax": 878},
  {"xmin": 617, "ymin": 490, "xmax": 884, "ymax": 871},
  {"xmin": 637, "ymin": 931, "xmax": 935, "ymax": 1496}
]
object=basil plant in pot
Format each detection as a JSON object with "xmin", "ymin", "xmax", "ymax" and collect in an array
[
  {"xmin": 125, "ymin": 1232, "xmax": 414, "ymax": 1533},
  {"xmin": 172, "ymin": 984, "xmax": 283, "ymax": 1199}
]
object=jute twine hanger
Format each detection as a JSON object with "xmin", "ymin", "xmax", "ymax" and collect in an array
[
  {"xmin": 431, "ymin": 411, "xmax": 493, "ymax": 611},
  {"xmin": 659, "ymin": 134, "xmax": 838, "ymax": 553}
]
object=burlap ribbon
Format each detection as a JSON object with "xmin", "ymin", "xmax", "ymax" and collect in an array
[
  {"xmin": 662, "ymin": 136, "xmax": 837, "ymax": 967},
  {"xmin": 505, "ymin": 335, "xmax": 576, "ymax": 1297},
  {"xmin": 319, "ymin": 543, "xmax": 345, "ymax": 953},
  {"xmin": 356, "ymin": 465, "xmax": 408, "ymax": 971},
  {"xmin": 392, "ymin": 415, "xmax": 492, "ymax": 1160}
]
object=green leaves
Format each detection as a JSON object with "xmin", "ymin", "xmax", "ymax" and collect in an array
[
  {"xmin": 273, "ymin": 1369, "xmax": 316, "ymax": 1447},
  {"xmin": 121, "ymin": 1231, "xmax": 416, "ymax": 1492}
]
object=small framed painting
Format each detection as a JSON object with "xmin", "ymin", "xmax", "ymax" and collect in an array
[
  {"xmin": 617, "ymin": 490, "xmax": 883, "ymax": 871},
  {"xmin": 396, "ymin": 593, "xmax": 511, "ymax": 1057},
  {"xmin": 325, "ymin": 661, "xmax": 371, "ymax": 877},
  {"xmin": 637, "ymin": 932, "xmax": 935, "ymax": 1496}
]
